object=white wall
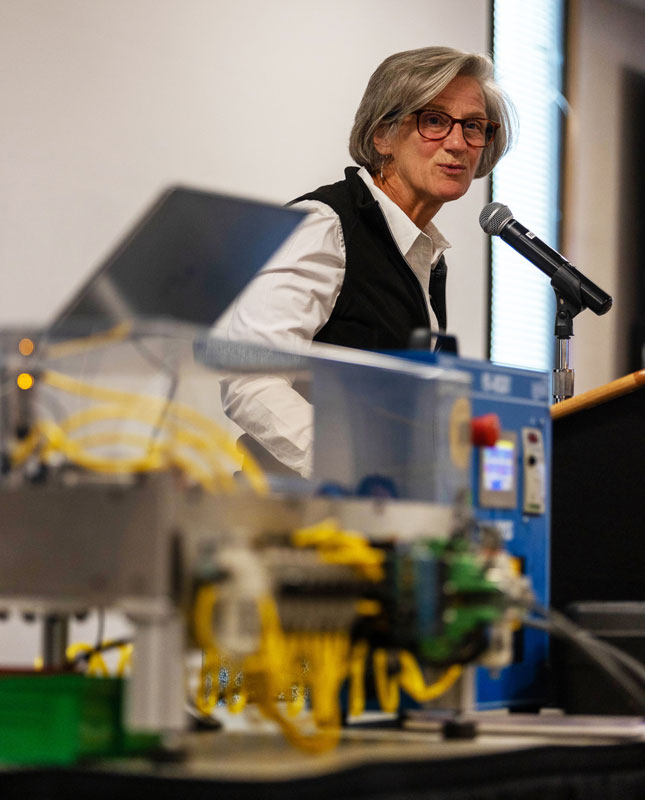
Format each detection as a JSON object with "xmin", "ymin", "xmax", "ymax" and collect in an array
[
  {"xmin": 0, "ymin": 0, "xmax": 491, "ymax": 358},
  {"xmin": 563, "ymin": 0, "xmax": 645, "ymax": 393}
]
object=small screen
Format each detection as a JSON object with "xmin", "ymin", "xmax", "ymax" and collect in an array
[{"xmin": 482, "ymin": 439, "xmax": 516, "ymax": 493}]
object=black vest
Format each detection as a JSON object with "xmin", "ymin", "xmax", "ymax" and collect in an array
[{"xmin": 292, "ymin": 166, "xmax": 447, "ymax": 350}]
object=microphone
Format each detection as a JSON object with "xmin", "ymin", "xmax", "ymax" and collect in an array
[{"xmin": 479, "ymin": 202, "xmax": 612, "ymax": 316}]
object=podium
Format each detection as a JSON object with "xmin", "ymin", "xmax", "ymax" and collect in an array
[{"xmin": 550, "ymin": 370, "xmax": 645, "ymax": 612}]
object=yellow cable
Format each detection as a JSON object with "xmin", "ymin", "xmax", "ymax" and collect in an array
[
  {"xmin": 115, "ymin": 643, "xmax": 133, "ymax": 677},
  {"xmin": 191, "ymin": 589, "xmax": 352, "ymax": 753},
  {"xmin": 44, "ymin": 321, "xmax": 133, "ymax": 360},
  {"xmin": 45, "ymin": 412, "xmax": 237, "ymax": 491},
  {"xmin": 64, "ymin": 422, "xmax": 236, "ymax": 488},
  {"xmin": 281, "ymin": 634, "xmax": 307, "ymax": 716},
  {"xmin": 257, "ymin": 699, "xmax": 341, "ymax": 754},
  {"xmin": 372, "ymin": 648, "xmax": 400, "ymax": 712},
  {"xmin": 195, "ymin": 649, "xmax": 220, "ymax": 715},
  {"xmin": 292, "ymin": 519, "xmax": 385, "ymax": 582},
  {"xmin": 10, "ymin": 427, "xmax": 43, "ymax": 466},
  {"xmin": 66, "ymin": 639, "xmax": 134, "ymax": 677},
  {"xmin": 249, "ymin": 601, "xmax": 345, "ymax": 751},
  {"xmin": 398, "ymin": 651, "xmax": 463, "ymax": 703},
  {"xmin": 348, "ymin": 641, "xmax": 368, "ymax": 717},
  {"xmin": 195, "ymin": 670, "xmax": 217, "ymax": 715},
  {"xmin": 225, "ymin": 672, "xmax": 248, "ymax": 714},
  {"xmin": 65, "ymin": 642, "xmax": 109, "ymax": 676},
  {"xmin": 39, "ymin": 420, "xmax": 166, "ymax": 474},
  {"xmin": 13, "ymin": 375, "xmax": 266, "ymax": 492},
  {"xmin": 91, "ymin": 638, "xmax": 131, "ymax": 677},
  {"xmin": 306, "ymin": 632, "xmax": 349, "ymax": 729},
  {"xmin": 65, "ymin": 642, "xmax": 92, "ymax": 662},
  {"xmin": 43, "ymin": 369, "xmax": 162, "ymax": 405},
  {"xmin": 286, "ymin": 683, "xmax": 307, "ymax": 717},
  {"xmin": 193, "ymin": 585, "xmax": 218, "ymax": 651},
  {"xmin": 63, "ymin": 431, "xmax": 161, "ymax": 452},
  {"xmin": 41, "ymin": 370, "xmax": 268, "ymax": 493}
]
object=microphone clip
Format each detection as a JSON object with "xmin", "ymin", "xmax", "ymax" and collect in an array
[{"xmin": 551, "ymin": 266, "xmax": 585, "ymax": 339}]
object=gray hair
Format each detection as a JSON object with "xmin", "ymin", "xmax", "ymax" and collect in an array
[{"xmin": 349, "ymin": 46, "xmax": 516, "ymax": 179}]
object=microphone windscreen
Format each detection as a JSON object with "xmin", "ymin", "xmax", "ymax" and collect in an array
[{"xmin": 479, "ymin": 202, "xmax": 513, "ymax": 235}]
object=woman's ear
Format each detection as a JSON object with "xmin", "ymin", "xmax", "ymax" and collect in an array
[{"xmin": 372, "ymin": 125, "xmax": 392, "ymax": 157}]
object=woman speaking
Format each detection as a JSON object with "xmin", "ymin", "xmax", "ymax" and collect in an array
[{"xmin": 221, "ymin": 46, "xmax": 515, "ymax": 478}]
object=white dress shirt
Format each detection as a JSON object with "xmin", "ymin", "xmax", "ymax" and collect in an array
[{"xmin": 219, "ymin": 167, "xmax": 450, "ymax": 478}]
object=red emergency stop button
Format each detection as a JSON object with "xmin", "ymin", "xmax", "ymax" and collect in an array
[{"xmin": 471, "ymin": 413, "xmax": 500, "ymax": 447}]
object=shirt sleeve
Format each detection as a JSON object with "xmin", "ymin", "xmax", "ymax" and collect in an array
[{"xmin": 218, "ymin": 200, "xmax": 346, "ymax": 478}]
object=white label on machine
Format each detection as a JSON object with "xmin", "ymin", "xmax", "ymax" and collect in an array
[{"xmin": 521, "ymin": 427, "xmax": 546, "ymax": 514}]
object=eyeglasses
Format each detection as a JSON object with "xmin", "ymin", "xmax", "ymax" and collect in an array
[{"xmin": 413, "ymin": 109, "xmax": 500, "ymax": 148}]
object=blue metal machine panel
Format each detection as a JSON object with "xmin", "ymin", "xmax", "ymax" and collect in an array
[{"xmin": 397, "ymin": 352, "xmax": 552, "ymax": 709}]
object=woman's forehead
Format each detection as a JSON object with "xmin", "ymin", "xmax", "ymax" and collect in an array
[{"xmin": 427, "ymin": 76, "xmax": 486, "ymax": 115}]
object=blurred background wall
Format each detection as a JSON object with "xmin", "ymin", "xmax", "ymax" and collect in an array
[
  {"xmin": 1, "ymin": 0, "xmax": 644, "ymax": 386},
  {"xmin": 0, "ymin": 0, "xmax": 490, "ymax": 359},
  {"xmin": 563, "ymin": 0, "xmax": 645, "ymax": 392}
]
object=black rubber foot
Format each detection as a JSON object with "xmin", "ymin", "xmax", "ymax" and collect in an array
[{"xmin": 442, "ymin": 718, "xmax": 478, "ymax": 740}]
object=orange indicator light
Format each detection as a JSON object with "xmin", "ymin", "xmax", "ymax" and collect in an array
[{"xmin": 18, "ymin": 338, "xmax": 35, "ymax": 356}]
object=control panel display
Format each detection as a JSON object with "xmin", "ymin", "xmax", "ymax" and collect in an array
[{"xmin": 478, "ymin": 431, "xmax": 518, "ymax": 509}]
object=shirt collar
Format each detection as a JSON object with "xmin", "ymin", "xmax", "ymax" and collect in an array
[{"xmin": 357, "ymin": 166, "xmax": 451, "ymax": 266}]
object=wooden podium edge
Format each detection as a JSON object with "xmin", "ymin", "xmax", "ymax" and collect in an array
[{"xmin": 550, "ymin": 369, "xmax": 645, "ymax": 419}]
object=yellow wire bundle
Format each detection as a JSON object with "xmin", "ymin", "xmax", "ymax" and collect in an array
[
  {"xmin": 192, "ymin": 578, "xmax": 463, "ymax": 753},
  {"xmin": 291, "ymin": 518, "xmax": 385, "ymax": 582},
  {"xmin": 34, "ymin": 640, "xmax": 133, "ymax": 677},
  {"xmin": 373, "ymin": 648, "xmax": 463, "ymax": 708},
  {"xmin": 398, "ymin": 651, "xmax": 462, "ymax": 702},
  {"xmin": 192, "ymin": 585, "xmax": 349, "ymax": 752},
  {"xmin": 11, "ymin": 369, "xmax": 267, "ymax": 494},
  {"xmin": 44, "ymin": 321, "xmax": 134, "ymax": 360}
]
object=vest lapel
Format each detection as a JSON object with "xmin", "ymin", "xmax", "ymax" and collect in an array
[{"xmin": 429, "ymin": 255, "xmax": 448, "ymax": 332}]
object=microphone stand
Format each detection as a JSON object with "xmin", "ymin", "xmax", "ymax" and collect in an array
[
  {"xmin": 550, "ymin": 267, "xmax": 586, "ymax": 404},
  {"xmin": 479, "ymin": 203, "xmax": 612, "ymax": 403}
]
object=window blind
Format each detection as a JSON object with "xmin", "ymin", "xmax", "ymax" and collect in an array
[{"xmin": 490, "ymin": 0, "xmax": 565, "ymax": 371}]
